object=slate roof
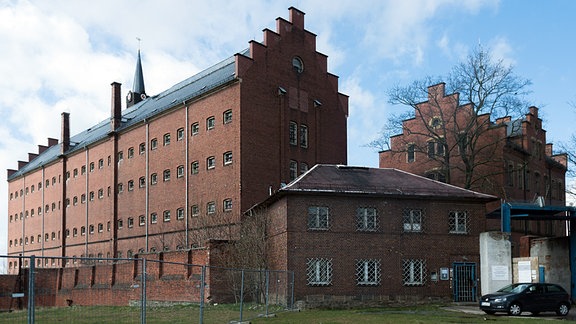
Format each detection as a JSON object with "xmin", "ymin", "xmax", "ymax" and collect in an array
[
  {"xmin": 280, "ymin": 164, "xmax": 498, "ymax": 201},
  {"xmin": 8, "ymin": 49, "xmax": 249, "ymax": 181}
]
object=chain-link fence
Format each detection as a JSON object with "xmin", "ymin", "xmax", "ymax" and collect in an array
[{"xmin": 0, "ymin": 254, "xmax": 294, "ymax": 323}]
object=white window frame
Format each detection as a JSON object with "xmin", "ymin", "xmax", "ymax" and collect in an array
[
  {"xmin": 306, "ymin": 258, "xmax": 332, "ymax": 286},
  {"xmin": 308, "ymin": 206, "xmax": 329, "ymax": 230},
  {"xmin": 403, "ymin": 208, "xmax": 423, "ymax": 232},
  {"xmin": 356, "ymin": 207, "xmax": 378, "ymax": 231}
]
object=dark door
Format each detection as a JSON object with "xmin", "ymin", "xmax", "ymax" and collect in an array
[{"xmin": 453, "ymin": 262, "xmax": 477, "ymax": 302}]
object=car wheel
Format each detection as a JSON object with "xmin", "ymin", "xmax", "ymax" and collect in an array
[
  {"xmin": 483, "ymin": 310, "xmax": 496, "ymax": 315},
  {"xmin": 508, "ymin": 303, "xmax": 522, "ymax": 316},
  {"xmin": 556, "ymin": 303, "xmax": 570, "ymax": 316}
]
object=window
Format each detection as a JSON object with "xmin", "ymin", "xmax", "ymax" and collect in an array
[
  {"xmin": 207, "ymin": 201, "xmax": 216, "ymax": 214},
  {"xmin": 292, "ymin": 56, "xmax": 304, "ymax": 73},
  {"xmin": 73, "ymin": 196, "xmax": 78, "ymax": 206},
  {"xmin": 223, "ymin": 198, "xmax": 232, "ymax": 211},
  {"xmin": 425, "ymin": 170, "xmax": 446, "ymax": 183},
  {"xmin": 81, "ymin": 165, "xmax": 86, "ymax": 175},
  {"xmin": 191, "ymin": 161, "xmax": 199, "ymax": 174},
  {"xmin": 163, "ymin": 169, "xmax": 171, "ymax": 181},
  {"xmin": 98, "ymin": 189, "xmax": 104, "ymax": 199},
  {"xmin": 81, "ymin": 226, "xmax": 86, "ymax": 236},
  {"xmin": 207, "ymin": 157, "xmax": 215, "ymax": 170},
  {"xmin": 306, "ymin": 258, "xmax": 332, "ymax": 286},
  {"xmin": 65, "ymin": 198, "xmax": 70, "ymax": 208},
  {"xmin": 356, "ymin": 207, "xmax": 378, "ymax": 231},
  {"xmin": 150, "ymin": 213, "xmax": 158, "ymax": 224},
  {"xmin": 223, "ymin": 152, "xmax": 233, "ymax": 165},
  {"xmin": 139, "ymin": 176, "xmax": 146, "ymax": 188},
  {"xmin": 163, "ymin": 210, "xmax": 171, "ymax": 222},
  {"xmin": 89, "ymin": 162, "xmax": 95, "ymax": 172},
  {"xmin": 150, "ymin": 138, "xmax": 158, "ymax": 150},
  {"xmin": 289, "ymin": 122, "xmax": 297, "ymax": 145},
  {"xmin": 127, "ymin": 217, "xmax": 134, "ymax": 228},
  {"xmin": 139, "ymin": 215, "xmax": 145, "ymax": 226},
  {"xmin": 402, "ymin": 259, "xmax": 427, "ymax": 286},
  {"xmin": 308, "ymin": 206, "xmax": 329, "ymax": 230},
  {"xmin": 65, "ymin": 172, "xmax": 70, "ymax": 180},
  {"xmin": 177, "ymin": 208, "xmax": 184, "ymax": 220},
  {"xmin": 118, "ymin": 219, "xmax": 123, "ymax": 229},
  {"xmin": 430, "ymin": 117, "xmax": 442, "ymax": 129},
  {"xmin": 223, "ymin": 110, "xmax": 232, "ymax": 124},
  {"xmin": 403, "ymin": 209, "xmax": 423, "ymax": 232},
  {"xmin": 191, "ymin": 122, "xmax": 199, "ymax": 135},
  {"xmin": 300, "ymin": 162, "xmax": 309, "ymax": 175},
  {"xmin": 98, "ymin": 223, "xmax": 103, "ymax": 233},
  {"xmin": 89, "ymin": 191, "xmax": 94, "ymax": 201},
  {"xmin": 139, "ymin": 143, "xmax": 146, "ymax": 155},
  {"xmin": 407, "ymin": 144, "xmax": 415, "ymax": 163},
  {"xmin": 108, "ymin": 155, "xmax": 111, "ymax": 166},
  {"xmin": 150, "ymin": 173, "xmax": 158, "ymax": 185},
  {"xmin": 89, "ymin": 225, "xmax": 94, "ymax": 234},
  {"xmin": 206, "ymin": 116, "xmax": 215, "ymax": 130},
  {"xmin": 128, "ymin": 180, "xmax": 134, "ymax": 191},
  {"xmin": 118, "ymin": 151, "xmax": 124, "ymax": 161},
  {"xmin": 177, "ymin": 165, "xmax": 184, "ymax": 178},
  {"xmin": 118, "ymin": 183, "xmax": 124, "ymax": 193},
  {"xmin": 300, "ymin": 124, "xmax": 308, "ymax": 148},
  {"xmin": 107, "ymin": 221, "xmax": 111, "ymax": 232},
  {"xmin": 163, "ymin": 133, "xmax": 171, "ymax": 146},
  {"xmin": 449, "ymin": 210, "xmax": 469, "ymax": 234},
  {"xmin": 98, "ymin": 158, "xmax": 104, "ymax": 169},
  {"xmin": 177, "ymin": 127, "xmax": 184, "ymax": 141},
  {"xmin": 191, "ymin": 205, "xmax": 199, "ymax": 217},
  {"xmin": 506, "ymin": 162, "xmax": 515, "ymax": 187},
  {"xmin": 427, "ymin": 140, "xmax": 444, "ymax": 158},
  {"xmin": 289, "ymin": 160, "xmax": 298, "ymax": 180},
  {"xmin": 128, "ymin": 147, "xmax": 134, "ymax": 158}
]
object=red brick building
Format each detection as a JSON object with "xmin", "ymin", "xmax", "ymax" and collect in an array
[
  {"xmin": 6, "ymin": 7, "xmax": 348, "ymax": 273},
  {"xmin": 256, "ymin": 164, "xmax": 497, "ymax": 304},
  {"xmin": 378, "ymin": 83, "xmax": 568, "ymax": 239}
]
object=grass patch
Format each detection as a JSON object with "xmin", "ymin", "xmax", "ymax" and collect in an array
[{"xmin": 0, "ymin": 304, "xmax": 562, "ymax": 323}]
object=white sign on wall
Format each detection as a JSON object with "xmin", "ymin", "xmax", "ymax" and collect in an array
[
  {"xmin": 518, "ymin": 261, "xmax": 531, "ymax": 283},
  {"xmin": 491, "ymin": 265, "xmax": 509, "ymax": 281}
]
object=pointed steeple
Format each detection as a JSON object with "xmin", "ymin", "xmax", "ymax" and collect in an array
[{"xmin": 126, "ymin": 49, "xmax": 147, "ymax": 108}]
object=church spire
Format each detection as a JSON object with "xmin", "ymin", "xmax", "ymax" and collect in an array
[{"xmin": 126, "ymin": 49, "xmax": 147, "ymax": 108}]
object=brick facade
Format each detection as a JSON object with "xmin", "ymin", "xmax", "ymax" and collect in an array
[
  {"xmin": 6, "ymin": 7, "xmax": 348, "ymax": 273},
  {"xmin": 378, "ymin": 83, "xmax": 567, "ymax": 238}
]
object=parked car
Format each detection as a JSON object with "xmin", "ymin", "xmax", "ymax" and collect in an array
[{"xmin": 479, "ymin": 283, "xmax": 571, "ymax": 316}]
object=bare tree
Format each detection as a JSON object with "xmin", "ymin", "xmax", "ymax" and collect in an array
[{"xmin": 379, "ymin": 46, "xmax": 531, "ymax": 191}]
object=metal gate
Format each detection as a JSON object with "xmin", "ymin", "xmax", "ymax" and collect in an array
[{"xmin": 452, "ymin": 262, "xmax": 477, "ymax": 302}]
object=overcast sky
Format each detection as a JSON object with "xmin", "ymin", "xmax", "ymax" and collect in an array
[{"xmin": 2, "ymin": 0, "xmax": 575, "ymax": 270}]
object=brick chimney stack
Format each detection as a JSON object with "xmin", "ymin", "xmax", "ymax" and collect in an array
[
  {"xmin": 111, "ymin": 82, "xmax": 122, "ymax": 131},
  {"xmin": 60, "ymin": 112, "xmax": 70, "ymax": 155}
]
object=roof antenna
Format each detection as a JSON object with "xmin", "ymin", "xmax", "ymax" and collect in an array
[{"xmin": 136, "ymin": 37, "xmax": 141, "ymax": 51}]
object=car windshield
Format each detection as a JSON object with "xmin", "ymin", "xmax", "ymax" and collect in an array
[{"xmin": 497, "ymin": 283, "xmax": 531, "ymax": 293}]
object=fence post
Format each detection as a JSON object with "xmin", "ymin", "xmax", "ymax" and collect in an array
[
  {"xmin": 199, "ymin": 265, "xmax": 206, "ymax": 324},
  {"xmin": 239, "ymin": 270, "xmax": 245, "ymax": 322},
  {"xmin": 141, "ymin": 258, "xmax": 147, "ymax": 324},
  {"xmin": 265, "ymin": 270, "xmax": 270, "ymax": 317},
  {"xmin": 28, "ymin": 255, "xmax": 35, "ymax": 324}
]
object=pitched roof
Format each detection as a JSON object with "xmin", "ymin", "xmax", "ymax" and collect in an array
[
  {"xmin": 280, "ymin": 164, "xmax": 497, "ymax": 201},
  {"xmin": 8, "ymin": 49, "xmax": 249, "ymax": 181}
]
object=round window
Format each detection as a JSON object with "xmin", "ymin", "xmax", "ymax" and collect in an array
[{"xmin": 292, "ymin": 57, "xmax": 304, "ymax": 73}]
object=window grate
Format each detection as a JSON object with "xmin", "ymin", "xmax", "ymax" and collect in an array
[
  {"xmin": 356, "ymin": 207, "xmax": 378, "ymax": 231},
  {"xmin": 306, "ymin": 258, "xmax": 332, "ymax": 286},
  {"xmin": 449, "ymin": 210, "xmax": 469, "ymax": 234},
  {"xmin": 356, "ymin": 259, "xmax": 381, "ymax": 286},
  {"xmin": 403, "ymin": 208, "xmax": 424, "ymax": 233},
  {"xmin": 402, "ymin": 259, "xmax": 427, "ymax": 286}
]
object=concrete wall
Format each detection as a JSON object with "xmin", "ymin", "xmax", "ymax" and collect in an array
[
  {"xmin": 479, "ymin": 232, "xmax": 512, "ymax": 296},
  {"xmin": 530, "ymin": 236, "xmax": 571, "ymax": 292}
]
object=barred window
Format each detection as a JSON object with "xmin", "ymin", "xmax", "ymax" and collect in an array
[
  {"xmin": 177, "ymin": 165, "xmax": 184, "ymax": 178},
  {"xmin": 223, "ymin": 198, "xmax": 232, "ymax": 211},
  {"xmin": 191, "ymin": 161, "xmax": 199, "ymax": 174},
  {"xmin": 300, "ymin": 124, "xmax": 308, "ymax": 148},
  {"xmin": 150, "ymin": 173, "xmax": 158, "ymax": 185},
  {"xmin": 127, "ymin": 217, "xmax": 134, "ymax": 228},
  {"xmin": 150, "ymin": 213, "xmax": 158, "ymax": 224},
  {"xmin": 407, "ymin": 143, "xmax": 415, "ymax": 163},
  {"xmin": 449, "ymin": 210, "xmax": 469, "ymax": 234},
  {"xmin": 403, "ymin": 208, "xmax": 423, "ymax": 232},
  {"xmin": 207, "ymin": 201, "xmax": 216, "ymax": 214},
  {"xmin": 128, "ymin": 147, "xmax": 134, "ymax": 158},
  {"xmin": 191, "ymin": 122, "xmax": 199, "ymax": 135},
  {"xmin": 191, "ymin": 205, "xmax": 199, "ymax": 217},
  {"xmin": 139, "ymin": 215, "xmax": 145, "ymax": 226},
  {"xmin": 289, "ymin": 121, "xmax": 297, "ymax": 145},
  {"xmin": 206, "ymin": 116, "xmax": 215, "ymax": 130},
  {"xmin": 223, "ymin": 109, "xmax": 233, "ymax": 124},
  {"xmin": 139, "ymin": 143, "xmax": 146, "ymax": 155},
  {"xmin": 177, "ymin": 128, "xmax": 184, "ymax": 141},
  {"xmin": 163, "ymin": 169, "xmax": 171, "ymax": 181},
  {"xmin": 177, "ymin": 208, "xmax": 184, "ymax": 220},
  {"xmin": 356, "ymin": 207, "xmax": 378, "ymax": 231},
  {"xmin": 207, "ymin": 157, "xmax": 216, "ymax": 170},
  {"xmin": 356, "ymin": 259, "xmax": 381, "ymax": 286},
  {"xmin": 163, "ymin": 210, "xmax": 171, "ymax": 222},
  {"xmin": 289, "ymin": 160, "xmax": 298, "ymax": 180},
  {"xmin": 306, "ymin": 258, "xmax": 332, "ymax": 286},
  {"xmin": 128, "ymin": 180, "xmax": 134, "ymax": 191},
  {"xmin": 139, "ymin": 176, "xmax": 146, "ymax": 188},
  {"xmin": 402, "ymin": 259, "xmax": 426, "ymax": 286},
  {"xmin": 163, "ymin": 133, "xmax": 171, "ymax": 146},
  {"xmin": 308, "ymin": 206, "xmax": 329, "ymax": 230},
  {"xmin": 223, "ymin": 151, "xmax": 233, "ymax": 165}
]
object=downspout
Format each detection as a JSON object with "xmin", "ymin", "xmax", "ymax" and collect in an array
[
  {"xmin": 184, "ymin": 101, "xmax": 189, "ymax": 248},
  {"xmin": 21, "ymin": 177, "xmax": 26, "ymax": 257},
  {"xmin": 41, "ymin": 167, "xmax": 45, "ymax": 259},
  {"xmin": 145, "ymin": 119, "xmax": 150, "ymax": 252},
  {"xmin": 84, "ymin": 148, "xmax": 89, "ymax": 257}
]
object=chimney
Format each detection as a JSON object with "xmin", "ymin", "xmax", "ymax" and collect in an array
[
  {"xmin": 289, "ymin": 7, "xmax": 305, "ymax": 29},
  {"xmin": 111, "ymin": 82, "xmax": 122, "ymax": 131},
  {"xmin": 28, "ymin": 153, "xmax": 39, "ymax": 162},
  {"xmin": 61, "ymin": 112, "xmax": 70, "ymax": 154}
]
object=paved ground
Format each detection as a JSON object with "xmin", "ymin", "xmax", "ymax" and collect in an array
[{"xmin": 443, "ymin": 303, "xmax": 576, "ymax": 321}]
